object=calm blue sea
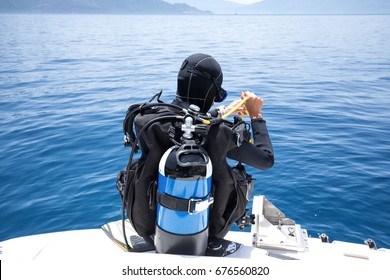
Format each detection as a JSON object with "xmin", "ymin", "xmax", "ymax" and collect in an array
[{"xmin": 0, "ymin": 14, "xmax": 389, "ymax": 249}]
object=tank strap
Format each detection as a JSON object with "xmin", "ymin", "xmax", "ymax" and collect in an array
[{"xmin": 157, "ymin": 192, "xmax": 213, "ymax": 214}]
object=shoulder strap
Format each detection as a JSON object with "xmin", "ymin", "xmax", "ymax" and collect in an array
[
  {"xmin": 122, "ymin": 92, "xmax": 187, "ymax": 151},
  {"xmin": 123, "ymin": 103, "xmax": 142, "ymax": 149}
]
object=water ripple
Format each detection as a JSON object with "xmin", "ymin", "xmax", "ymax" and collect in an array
[{"xmin": 0, "ymin": 14, "xmax": 389, "ymax": 248}]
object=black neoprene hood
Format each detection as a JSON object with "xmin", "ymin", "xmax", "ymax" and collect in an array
[{"xmin": 176, "ymin": 53, "xmax": 226, "ymax": 113}]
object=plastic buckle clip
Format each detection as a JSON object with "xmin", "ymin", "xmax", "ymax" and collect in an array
[{"xmin": 188, "ymin": 197, "xmax": 214, "ymax": 214}]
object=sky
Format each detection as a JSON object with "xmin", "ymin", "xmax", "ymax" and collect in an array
[
  {"xmin": 165, "ymin": 0, "xmax": 263, "ymax": 5},
  {"xmin": 163, "ymin": 0, "xmax": 263, "ymax": 6},
  {"xmin": 227, "ymin": 0, "xmax": 261, "ymax": 4}
]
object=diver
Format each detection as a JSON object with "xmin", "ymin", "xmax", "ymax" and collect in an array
[{"xmin": 118, "ymin": 53, "xmax": 274, "ymax": 255}]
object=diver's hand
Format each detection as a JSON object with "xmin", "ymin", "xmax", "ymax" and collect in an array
[
  {"xmin": 223, "ymin": 99, "xmax": 247, "ymax": 116},
  {"xmin": 241, "ymin": 91, "xmax": 263, "ymax": 119}
]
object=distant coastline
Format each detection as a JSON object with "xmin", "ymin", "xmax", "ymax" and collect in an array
[
  {"xmin": 0, "ymin": 0, "xmax": 389, "ymax": 15},
  {"xmin": 0, "ymin": 0, "xmax": 212, "ymax": 15}
]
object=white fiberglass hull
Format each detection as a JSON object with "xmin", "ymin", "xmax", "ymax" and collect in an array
[{"xmin": 1, "ymin": 195, "xmax": 389, "ymax": 279}]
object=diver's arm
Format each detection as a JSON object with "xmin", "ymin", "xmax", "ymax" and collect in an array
[
  {"xmin": 227, "ymin": 118, "xmax": 274, "ymax": 170},
  {"xmin": 227, "ymin": 91, "xmax": 274, "ymax": 169}
]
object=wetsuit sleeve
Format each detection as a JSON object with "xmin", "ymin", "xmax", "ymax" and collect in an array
[{"xmin": 227, "ymin": 118, "xmax": 274, "ymax": 170}]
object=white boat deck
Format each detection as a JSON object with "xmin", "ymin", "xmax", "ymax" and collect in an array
[{"xmin": 1, "ymin": 195, "xmax": 389, "ymax": 279}]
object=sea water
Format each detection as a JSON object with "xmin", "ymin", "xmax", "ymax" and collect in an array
[{"xmin": 0, "ymin": 14, "xmax": 389, "ymax": 248}]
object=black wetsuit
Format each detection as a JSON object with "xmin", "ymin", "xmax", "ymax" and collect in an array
[{"xmin": 227, "ymin": 118, "xmax": 274, "ymax": 170}]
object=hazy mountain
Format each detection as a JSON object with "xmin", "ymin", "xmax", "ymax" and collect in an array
[
  {"xmin": 164, "ymin": 0, "xmax": 244, "ymax": 14},
  {"xmin": 244, "ymin": 0, "xmax": 390, "ymax": 14},
  {"xmin": 1, "ymin": 0, "xmax": 389, "ymax": 14},
  {"xmin": 166, "ymin": 0, "xmax": 390, "ymax": 14},
  {"xmin": 0, "ymin": 0, "xmax": 212, "ymax": 14}
]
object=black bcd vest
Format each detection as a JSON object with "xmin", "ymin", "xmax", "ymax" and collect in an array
[{"xmin": 117, "ymin": 104, "xmax": 253, "ymax": 241}]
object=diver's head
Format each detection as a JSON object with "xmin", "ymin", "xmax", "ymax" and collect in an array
[{"xmin": 176, "ymin": 53, "xmax": 227, "ymax": 113}]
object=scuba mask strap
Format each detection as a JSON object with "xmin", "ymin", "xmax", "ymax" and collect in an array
[{"xmin": 183, "ymin": 64, "xmax": 227, "ymax": 103}]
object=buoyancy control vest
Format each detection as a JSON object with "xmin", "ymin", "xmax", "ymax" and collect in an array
[{"xmin": 117, "ymin": 92, "xmax": 253, "ymax": 253}]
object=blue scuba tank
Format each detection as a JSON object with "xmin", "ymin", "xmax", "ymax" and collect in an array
[{"xmin": 155, "ymin": 141, "xmax": 213, "ymax": 255}]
